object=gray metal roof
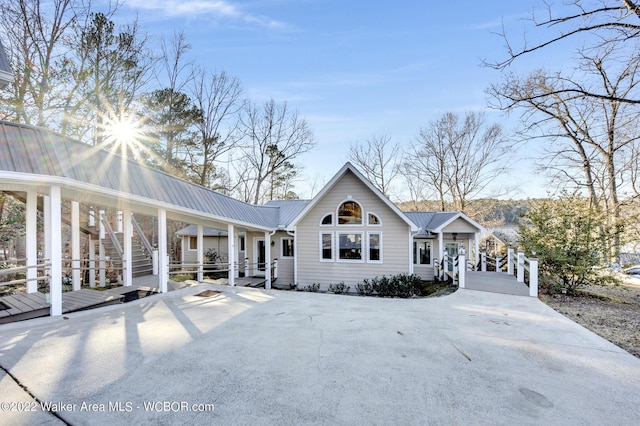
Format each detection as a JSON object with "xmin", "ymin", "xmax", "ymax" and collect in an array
[
  {"xmin": 403, "ymin": 211, "xmax": 459, "ymax": 236},
  {"xmin": 0, "ymin": 121, "xmax": 280, "ymax": 229},
  {"xmin": 0, "ymin": 39, "xmax": 13, "ymax": 88},
  {"xmin": 263, "ymin": 199, "xmax": 311, "ymax": 228},
  {"xmin": 176, "ymin": 225, "xmax": 228, "ymax": 237}
]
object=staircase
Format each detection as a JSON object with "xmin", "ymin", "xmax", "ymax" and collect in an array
[{"xmin": 102, "ymin": 233, "xmax": 154, "ymax": 278}]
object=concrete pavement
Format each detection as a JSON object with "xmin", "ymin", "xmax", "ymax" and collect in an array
[{"xmin": 1, "ymin": 284, "xmax": 639, "ymax": 425}]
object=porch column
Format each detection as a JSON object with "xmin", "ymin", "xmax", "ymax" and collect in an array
[
  {"xmin": 71, "ymin": 201, "xmax": 81, "ymax": 291},
  {"xmin": 99, "ymin": 210, "xmax": 106, "ymax": 287},
  {"xmin": 25, "ymin": 190, "xmax": 38, "ymax": 293},
  {"xmin": 123, "ymin": 207, "xmax": 132, "ymax": 287},
  {"xmin": 227, "ymin": 224, "xmax": 235, "ymax": 286},
  {"xmin": 197, "ymin": 225, "xmax": 204, "ymax": 283},
  {"xmin": 43, "ymin": 196, "xmax": 51, "ymax": 276},
  {"xmin": 517, "ymin": 250, "xmax": 525, "ymax": 283},
  {"xmin": 158, "ymin": 208, "xmax": 168, "ymax": 293},
  {"xmin": 265, "ymin": 231, "xmax": 271, "ymax": 289},
  {"xmin": 48, "ymin": 186, "xmax": 63, "ymax": 316},
  {"xmin": 458, "ymin": 248, "xmax": 466, "ymax": 289},
  {"xmin": 474, "ymin": 232, "xmax": 480, "ymax": 267},
  {"xmin": 89, "ymin": 236, "xmax": 96, "ymax": 287},
  {"xmin": 507, "ymin": 247, "xmax": 514, "ymax": 276},
  {"xmin": 438, "ymin": 232, "xmax": 444, "ymax": 280}
]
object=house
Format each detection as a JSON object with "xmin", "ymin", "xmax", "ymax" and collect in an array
[{"xmin": 176, "ymin": 163, "xmax": 484, "ymax": 289}]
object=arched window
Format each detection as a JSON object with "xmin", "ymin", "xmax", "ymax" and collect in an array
[
  {"xmin": 321, "ymin": 213, "xmax": 333, "ymax": 225},
  {"xmin": 337, "ymin": 201, "xmax": 362, "ymax": 224},
  {"xmin": 368, "ymin": 213, "xmax": 380, "ymax": 225}
]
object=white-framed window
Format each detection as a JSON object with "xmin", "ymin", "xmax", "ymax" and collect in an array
[
  {"xmin": 337, "ymin": 200, "xmax": 362, "ymax": 225},
  {"xmin": 413, "ymin": 240, "xmax": 432, "ymax": 266},
  {"xmin": 188, "ymin": 236, "xmax": 198, "ymax": 251},
  {"xmin": 281, "ymin": 237, "xmax": 294, "ymax": 258},
  {"xmin": 337, "ymin": 232, "xmax": 363, "ymax": 262},
  {"xmin": 320, "ymin": 213, "xmax": 333, "ymax": 225},
  {"xmin": 368, "ymin": 213, "xmax": 381, "ymax": 225},
  {"xmin": 368, "ymin": 232, "xmax": 382, "ymax": 263},
  {"xmin": 320, "ymin": 232, "xmax": 333, "ymax": 261}
]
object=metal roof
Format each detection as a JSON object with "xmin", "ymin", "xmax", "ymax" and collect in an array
[
  {"xmin": 403, "ymin": 211, "xmax": 459, "ymax": 236},
  {"xmin": 176, "ymin": 225, "xmax": 228, "ymax": 237},
  {"xmin": 0, "ymin": 121, "xmax": 280, "ymax": 229},
  {"xmin": 263, "ymin": 199, "xmax": 311, "ymax": 228}
]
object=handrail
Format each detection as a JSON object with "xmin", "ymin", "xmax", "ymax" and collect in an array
[
  {"xmin": 100, "ymin": 212, "xmax": 123, "ymax": 258},
  {"xmin": 131, "ymin": 213, "xmax": 154, "ymax": 258}
]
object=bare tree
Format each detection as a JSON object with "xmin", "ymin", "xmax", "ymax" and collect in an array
[
  {"xmin": 487, "ymin": 0, "xmax": 640, "ymax": 104},
  {"xmin": 405, "ymin": 111, "xmax": 511, "ymax": 212},
  {"xmin": 189, "ymin": 69, "xmax": 244, "ymax": 188},
  {"xmin": 348, "ymin": 134, "xmax": 400, "ymax": 198},
  {"xmin": 239, "ymin": 99, "xmax": 315, "ymax": 204},
  {"xmin": 489, "ymin": 45, "xmax": 640, "ymax": 260}
]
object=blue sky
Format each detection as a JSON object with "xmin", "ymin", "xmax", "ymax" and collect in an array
[{"xmin": 121, "ymin": 0, "xmax": 568, "ymax": 201}]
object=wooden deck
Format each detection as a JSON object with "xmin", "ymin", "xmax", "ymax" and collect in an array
[{"xmin": 0, "ymin": 285, "xmax": 164, "ymax": 324}]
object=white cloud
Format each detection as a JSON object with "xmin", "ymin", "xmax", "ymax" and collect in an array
[{"xmin": 125, "ymin": 0, "xmax": 287, "ymax": 29}]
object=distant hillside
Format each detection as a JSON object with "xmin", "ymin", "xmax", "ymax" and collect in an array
[{"xmin": 397, "ymin": 198, "xmax": 538, "ymax": 227}]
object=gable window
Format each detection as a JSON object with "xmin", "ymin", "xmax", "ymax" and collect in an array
[
  {"xmin": 188, "ymin": 236, "xmax": 198, "ymax": 251},
  {"xmin": 281, "ymin": 238, "xmax": 294, "ymax": 258},
  {"xmin": 368, "ymin": 213, "xmax": 380, "ymax": 225},
  {"xmin": 338, "ymin": 201, "xmax": 362, "ymax": 224},
  {"xmin": 413, "ymin": 241, "xmax": 432, "ymax": 265},
  {"xmin": 321, "ymin": 213, "xmax": 333, "ymax": 225},
  {"xmin": 368, "ymin": 232, "xmax": 382, "ymax": 263},
  {"xmin": 338, "ymin": 232, "xmax": 363, "ymax": 261},
  {"xmin": 320, "ymin": 232, "xmax": 333, "ymax": 261}
]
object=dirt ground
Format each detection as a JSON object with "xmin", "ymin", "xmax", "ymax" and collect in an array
[{"xmin": 540, "ymin": 275, "xmax": 640, "ymax": 358}]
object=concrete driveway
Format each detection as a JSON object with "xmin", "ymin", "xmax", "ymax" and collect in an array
[{"xmin": 1, "ymin": 284, "xmax": 639, "ymax": 425}]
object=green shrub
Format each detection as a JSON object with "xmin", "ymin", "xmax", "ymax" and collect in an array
[{"xmin": 328, "ymin": 282, "xmax": 350, "ymax": 294}]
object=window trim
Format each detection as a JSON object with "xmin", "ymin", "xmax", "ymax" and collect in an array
[
  {"xmin": 281, "ymin": 237, "xmax": 294, "ymax": 258},
  {"xmin": 413, "ymin": 240, "xmax": 433, "ymax": 266},
  {"xmin": 337, "ymin": 231, "xmax": 364, "ymax": 263},
  {"xmin": 367, "ymin": 231, "xmax": 382, "ymax": 263},
  {"xmin": 336, "ymin": 199, "xmax": 363, "ymax": 226},
  {"xmin": 188, "ymin": 236, "xmax": 198, "ymax": 251},
  {"xmin": 367, "ymin": 212, "xmax": 381, "ymax": 226},
  {"xmin": 320, "ymin": 213, "xmax": 333, "ymax": 226},
  {"xmin": 319, "ymin": 232, "xmax": 334, "ymax": 262}
]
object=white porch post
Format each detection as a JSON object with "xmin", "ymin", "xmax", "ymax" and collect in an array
[
  {"xmin": 26, "ymin": 190, "xmax": 38, "ymax": 293},
  {"xmin": 481, "ymin": 251, "xmax": 487, "ymax": 272},
  {"xmin": 197, "ymin": 225, "xmax": 204, "ymax": 283},
  {"xmin": 117, "ymin": 210, "xmax": 123, "ymax": 232},
  {"xmin": 517, "ymin": 250, "xmax": 525, "ymax": 283},
  {"xmin": 89, "ymin": 236, "xmax": 96, "ymax": 288},
  {"xmin": 293, "ymin": 227, "xmax": 298, "ymax": 285},
  {"xmin": 71, "ymin": 201, "xmax": 81, "ymax": 291},
  {"xmin": 507, "ymin": 247, "xmax": 514, "ymax": 276},
  {"xmin": 123, "ymin": 207, "xmax": 132, "ymax": 287},
  {"xmin": 529, "ymin": 258, "xmax": 539, "ymax": 297},
  {"xmin": 99, "ymin": 210, "xmax": 106, "ymax": 287},
  {"xmin": 158, "ymin": 208, "xmax": 168, "ymax": 293},
  {"xmin": 227, "ymin": 224, "xmax": 235, "ymax": 287},
  {"xmin": 474, "ymin": 233, "xmax": 480, "ymax": 268},
  {"xmin": 438, "ymin": 232, "xmax": 444, "ymax": 280},
  {"xmin": 265, "ymin": 231, "xmax": 271, "ymax": 289},
  {"xmin": 43, "ymin": 195, "xmax": 51, "ymax": 277},
  {"xmin": 48, "ymin": 186, "xmax": 62, "ymax": 316},
  {"xmin": 458, "ymin": 248, "xmax": 466, "ymax": 288}
]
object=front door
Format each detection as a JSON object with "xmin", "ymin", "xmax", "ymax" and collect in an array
[
  {"xmin": 445, "ymin": 242, "xmax": 459, "ymax": 274},
  {"xmin": 253, "ymin": 238, "xmax": 266, "ymax": 277}
]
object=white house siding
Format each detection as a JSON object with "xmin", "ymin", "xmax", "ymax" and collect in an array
[
  {"xmin": 295, "ymin": 170, "xmax": 411, "ymax": 289},
  {"xmin": 181, "ymin": 235, "xmax": 229, "ymax": 265},
  {"xmin": 273, "ymin": 230, "xmax": 295, "ymax": 286},
  {"xmin": 443, "ymin": 217, "xmax": 479, "ymax": 234}
]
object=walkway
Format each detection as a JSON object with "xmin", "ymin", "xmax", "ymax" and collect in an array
[
  {"xmin": 465, "ymin": 270, "xmax": 531, "ymax": 296},
  {"xmin": 1, "ymin": 283, "xmax": 638, "ymax": 425}
]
